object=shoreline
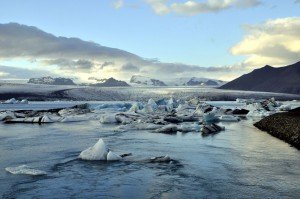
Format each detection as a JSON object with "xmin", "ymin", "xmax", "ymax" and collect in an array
[{"xmin": 254, "ymin": 108, "xmax": 300, "ymax": 149}]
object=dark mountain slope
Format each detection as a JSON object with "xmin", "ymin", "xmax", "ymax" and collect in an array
[{"xmin": 220, "ymin": 61, "xmax": 300, "ymax": 94}]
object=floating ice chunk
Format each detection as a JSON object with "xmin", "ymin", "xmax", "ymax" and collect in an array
[
  {"xmin": 279, "ymin": 104, "xmax": 291, "ymax": 111},
  {"xmin": 41, "ymin": 115, "xmax": 54, "ymax": 123},
  {"xmin": 156, "ymin": 98, "xmax": 167, "ymax": 106},
  {"xmin": 0, "ymin": 111, "xmax": 15, "ymax": 121},
  {"xmin": 201, "ymin": 123, "xmax": 225, "ymax": 135},
  {"xmin": 218, "ymin": 115, "xmax": 240, "ymax": 122},
  {"xmin": 149, "ymin": 155, "xmax": 171, "ymax": 163},
  {"xmin": 203, "ymin": 107, "xmax": 219, "ymax": 123},
  {"xmin": 148, "ymin": 98, "xmax": 158, "ymax": 111},
  {"xmin": 3, "ymin": 98, "xmax": 18, "ymax": 104},
  {"xmin": 5, "ymin": 165, "xmax": 46, "ymax": 176},
  {"xmin": 246, "ymin": 110, "xmax": 270, "ymax": 118},
  {"xmin": 107, "ymin": 151, "xmax": 122, "ymax": 161},
  {"xmin": 129, "ymin": 102, "xmax": 143, "ymax": 113},
  {"xmin": 20, "ymin": 99, "xmax": 29, "ymax": 104},
  {"xmin": 267, "ymin": 103, "xmax": 275, "ymax": 111},
  {"xmin": 94, "ymin": 103, "xmax": 132, "ymax": 111},
  {"xmin": 79, "ymin": 139, "xmax": 108, "ymax": 160},
  {"xmin": 165, "ymin": 97, "xmax": 178, "ymax": 111},
  {"xmin": 141, "ymin": 104, "xmax": 154, "ymax": 114},
  {"xmin": 100, "ymin": 114, "xmax": 118, "ymax": 124}
]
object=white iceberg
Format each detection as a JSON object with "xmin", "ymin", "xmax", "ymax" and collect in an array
[
  {"xmin": 5, "ymin": 165, "xmax": 46, "ymax": 176},
  {"xmin": 3, "ymin": 98, "xmax": 18, "ymax": 104},
  {"xmin": 99, "ymin": 114, "xmax": 118, "ymax": 124},
  {"xmin": 20, "ymin": 99, "xmax": 29, "ymax": 104},
  {"xmin": 79, "ymin": 139, "xmax": 109, "ymax": 161},
  {"xmin": 0, "ymin": 111, "xmax": 15, "ymax": 121},
  {"xmin": 140, "ymin": 104, "xmax": 154, "ymax": 114},
  {"xmin": 148, "ymin": 98, "xmax": 158, "ymax": 111},
  {"xmin": 79, "ymin": 138, "xmax": 123, "ymax": 161},
  {"xmin": 107, "ymin": 151, "xmax": 122, "ymax": 161},
  {"xmin": 128, "ymin": 102, "xmax": 143, "ymax": 113}
]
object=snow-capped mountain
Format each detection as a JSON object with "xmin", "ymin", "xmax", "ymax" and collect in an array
[
  {"xmin": 165, "ymin": 77, "xmax": 225, "ymax": 86},
  {"xmin": 130, "ymin": 75, "xmax": 225, "ymax": 87},
  {"xmin": 28, "ymin": 76, "xmax": 76, "ymax": 85},
  {"xmin": 90, "ymin": 77, "xmax": 130, "ymax": 87},
  {"xmin": 130, "ymin": 75, "xmax": 167, "ymax": 86}
]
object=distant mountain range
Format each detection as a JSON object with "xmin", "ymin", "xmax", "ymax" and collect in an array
[
  {"xmin": 220, "ymin": 61, "xmax": 300, "ymax": 95},
  {"xmin": 28, "ymin": 76, "xmax": 130, "ymax": 87},
  {"xmin": 28, "ymin": 76, "xmax": 76, "ymax": 85},
  {"xmin": 130, "ymin": 75, "xmax": 225, "ymax": 87},
  {"xmin": 89, "ymin": 77, "xmax": 130, "ymax": 87},
  {"xmin": 130, "ymin": 75, "xmax": 167, "ymax": 86}
]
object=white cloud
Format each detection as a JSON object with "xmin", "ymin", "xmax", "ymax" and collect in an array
[
  {"xmin": 231, "ymin": 17, "xmax": 300, "ymax": 67},
  {"xmin": 144, "ymin": 0, "xmax": 170, "ymax": 14},
  {"xmin": 113, "ymin": 0, "xmax": 124, "ymax": 9},
  {"xmin": 144, "ymin": 0, "xmax": 261, "ymax": 15}
]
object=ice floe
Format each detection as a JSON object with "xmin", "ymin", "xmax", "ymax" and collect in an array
[{"xmin": 5, "ymin": 165, "xmax": 46, "ymax": 176}]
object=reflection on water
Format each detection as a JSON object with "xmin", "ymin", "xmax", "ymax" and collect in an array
[{"xmin": 0, "ymin": 119, "xmax": 299, "ymax": 198}]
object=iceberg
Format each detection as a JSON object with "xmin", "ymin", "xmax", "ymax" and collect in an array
[
  {"xmin": 148, "ymin": 98, "xmax": 158, "ymax": 111},
  {"xmin": 0, "ymin": 111, "xmax": 15, "ymax": 121},
  {"xmin": 20, "ymin": 99, "xmax": 29, "ymax": 104},
  {"xmin": 3, "ymin": 98, "xmax": 18, "ymax": 104},
  {"xmin": 140, "ymin": 104, "xmax": 154, "ymax": 114},
  {"xmin": 279, "ymin": 104, "xmax": 291, "ymax": 111},
  {"xmin": 128, "ymin": 102, "xmax": 143, "ymax": 113},
  {"xmin": 99, "ymin": 114, "xmax": 118, "ymax": 124},
  {"xmin": 107, "ymin": 151, "xmax": 122, "ymax": 161},
  {"xmin": 94, "ymin": 102, "xmax": 132, "ymax": 111},
  {"xmin": 246, "ymin": 110, "xmax": 270, "ymax": 118},
  {"xmin": 5, "ymin": 165, "xmax": 46, "ymax": 176},
  {"xmin": 203, "ymin": 107, "xmax": 219, "ymax": 123},
  {"xmin": 79, "ymin": 139, "xmax": 109, "ymax": 161},
  {"xmin": 79, "ymin": 138, "xmax": 122, "ymax": 161}
]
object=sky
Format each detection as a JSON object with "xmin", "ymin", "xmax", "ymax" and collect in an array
[{"xmin": 0, "ymin": 0, "xmax": 299, "ymax": 82}]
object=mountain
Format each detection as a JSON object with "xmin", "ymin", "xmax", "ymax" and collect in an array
[
  {"xmin": 130, "ymin": 75, "xmax": 224, "ymax": 87},
  {"xmin": 91, "ymin": 77, "xmax": 130, "ymax": 87},
  {"xmin": 28, "ymin": 76, "xmax": 76, "ymax": 85},
  {"xmin": 220, "ymin": 61, "xmax": 300, "ymax": 94},
  {"xmin": 165, "ymin": 77, "xmax": 225, "ymax": 86},
  {"xmin": 130, "ymin": 75, "xmax": 167, "ymax": 86}
]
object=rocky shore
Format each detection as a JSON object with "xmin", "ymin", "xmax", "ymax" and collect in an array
[{"xmin": 254, "ymin": 108, "xmax": 300, "ymax": 149}]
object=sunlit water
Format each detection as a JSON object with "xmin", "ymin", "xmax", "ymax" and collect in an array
[{"xmin": 0, "ymin": 102, "xmax": 300, "ymax": 199}]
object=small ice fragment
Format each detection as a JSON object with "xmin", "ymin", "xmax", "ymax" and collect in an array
[
  {"xmin": 107, "ymin": 151, "xmax": 122, "ymax": 161},
  {"xmin": 5, "ymin": 165, "xmax": 46, "ymax": 176}
]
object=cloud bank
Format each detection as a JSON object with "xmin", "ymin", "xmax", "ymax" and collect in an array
[
  {"xmin": 231, "ymin": 17, "xmax": 300, "ymax": 67},
  {"xmin": 144, "ymin": 0, "xmax": 261, "ymax": 15}
]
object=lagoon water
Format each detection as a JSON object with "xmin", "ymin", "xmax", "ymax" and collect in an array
[{"xmin": 0, "ymin": 102, "xmax": 300, "ymax": 199}]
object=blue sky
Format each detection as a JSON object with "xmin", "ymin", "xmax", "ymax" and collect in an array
[{"xmin": 0, "ymin": 0, "xmax": 299, "ymax": 81}]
